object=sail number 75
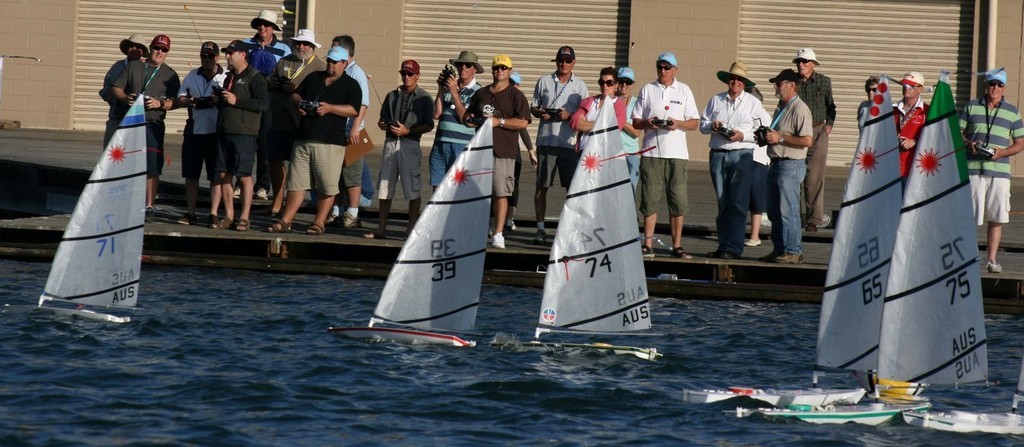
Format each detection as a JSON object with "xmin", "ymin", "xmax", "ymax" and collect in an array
[{"xmin": 940, "ymin": 237, "xmax": 970, "ymax": 305}]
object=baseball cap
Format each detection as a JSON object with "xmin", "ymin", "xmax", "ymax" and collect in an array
[
  {"xmin": 657, "ymin": 52, "xmax": 677, "ymax": 67},
  {"xmin": 510, "ymin": 71, "xmax": 522, "ymax": 85},
  {"xmin": 222, "ymin": 40, "xmax": 248, "ymax": 53},
  {"xmin": 400, "ymin": 60, "xmax": 420, "ymax": 75},
  {"xmin": 327, "ymin": 46, "xmax": 349, "ymax": 63},
  {"xmin": 769, "ymin": 68, "xmax": 801, "ymax": 84},
  {"xmin": 200, "ymin": 41, "xmax": 219, "ymax": 56},
  {"xmin": 898, "ymin": 71, "xmax": 925, "ymax": 87},
  {"xmin": 492, "ymin": 54, "xmax": 513, "ymax": 68},
  {"xmin": 988, "ymin": 68, "xmax": 1008, "ymax": 84},
  {"xmin": 150, "ymin": 34, "xmax": 171, "ymax": 51},
  {"xmin": 617, "ymin": 67, "xmax": 635, "ymax": 83},
  {"xmin": 551, "ymin": 46, "xmax": 575, "ymax": 62}
]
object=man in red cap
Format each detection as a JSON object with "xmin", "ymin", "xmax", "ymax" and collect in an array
[
  {"xmin": 111, "ymin": 34, "xmax": 181, "ymax": 220},
  {"xmin": 364, "ymin": 60, "xmax": 434, "ymax": 239}
]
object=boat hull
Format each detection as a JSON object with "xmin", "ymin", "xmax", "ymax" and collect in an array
[
  {"xmin": 684, "ymin": 387, "xmax": 865, "ymax": 407},
  {"xmin": 328, "ymin": 326, "xmax": 475, "ymax": 347},
  {"xmin": 903, "ymin": 410, "xmax": 1024, "ymax": 434},
  {"xmin": 520, "ymin": 341, "xmax": 661, "ymax": 361},
  {"xmin": 736, "ymin": 402, "xmax": 931, "ymax": 426}
]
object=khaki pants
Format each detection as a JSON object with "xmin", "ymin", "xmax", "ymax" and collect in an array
[{"xmin": 803, "ymin": 122, "xmax": 829, "ymax": 226}]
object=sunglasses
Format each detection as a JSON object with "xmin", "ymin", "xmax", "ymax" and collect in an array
[
  {"xmin": 620, "ymin": 80, "xmax": 634, "ymax": 86},
  {"xmin": 795, "ymin": 59, "xmax": 813, "ymax": 64},
  {"xmin": 866, "ymin": 87, "xmax": 878, "ymax": 93},
  {"xmin": 151, "ymin": 47, "xmax": 169, "ymax": 53},
  {"xmin": 598, "ymin": 79, "xmax": 618, "ymax": 87},
  {"xmin": 556, "ymin": 58, "xmax": 574, "ymax": 65},
  {"xmin": 200, "ymin": 54, "xmax": 215, "ymax": 59},
  {"xmin": 988, "ymin": 81, "xmax": 1005, "ymax": 88},
  {"xmin": 400, "ymin": 72, "xmax": 417, "ymax": 78},
  {"xmin": 656, "ymin": 64, "xmax": 673, "ymax": 71},
  {"xmin": 728, "ymin": 76, "xmax": 745, "ymax": 83},
  {"xmin": 455, "ymin": 62, "xmax": 474, "ymax": 69},
  {"xmin": 492, "ymin": 65, "xmax": 510, "ymax": 71}
]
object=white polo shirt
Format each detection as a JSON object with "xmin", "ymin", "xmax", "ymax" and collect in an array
[{"xmin": 631, "ymin": 79, "xmax": 699, "ymax": 159}]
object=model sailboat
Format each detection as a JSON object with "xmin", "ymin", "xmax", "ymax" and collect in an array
[
  {"xmin": 740, "ymin": 72, "xmax": 983, "ymax": 424},
  {"xmin": 329, "ymin": 122, "xmax": 495, "ymax": 346},
  {"xmin": 692, "ymin": 76, "xmax": 907, "ymax": 408},
  {"xmin": 29, "ymin": 98, "xmax": 148, "ymax": 323},
  {"xmin": 519, "ymin": 98, "xmax": 660, "ymax": 361}
]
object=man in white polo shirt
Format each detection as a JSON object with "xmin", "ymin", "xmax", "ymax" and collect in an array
[{"xmin": 631, "ymin": 52, "xmax": 700, "ymax": 259}]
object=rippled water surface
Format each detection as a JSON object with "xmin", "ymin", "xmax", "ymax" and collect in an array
[{"xmin": 2, "ymin": 258, "xmax": 1023, "ymax": 446}]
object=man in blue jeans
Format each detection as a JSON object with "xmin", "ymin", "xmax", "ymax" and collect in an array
[
  {"xmin": 761, "ymin": 69, "xmax": 813, "ymax": 264},
  {"xmin": 699, "ymin": 61, "xmax": 770, "ymax": 259}
]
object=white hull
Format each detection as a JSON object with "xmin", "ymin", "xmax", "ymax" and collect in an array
[
  {"xmin": 736, "ymin": 402, "xmax": 931, "ymax": 426},
  {"xmin": 684, "ymin": 387, "xmax": 865, "ymax": 407},
  {"xmin": 328, "ymin": 326, "xmax": 475, "ymax": 347},
  {"xmin": 520, "ymin": 340, "xmax": 661, "ymax": 361},
  {"xmin": 904, "ymin": 410, "xmax": 1024, "ymax": 434},
  {"xmin": 47, "ymin": 306, "xmax": 130, "ymax": 323}
]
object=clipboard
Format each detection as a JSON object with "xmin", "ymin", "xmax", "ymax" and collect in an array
[{"xmin": 344, "ymin": 128, "xmax": 374, "ymax": 166}]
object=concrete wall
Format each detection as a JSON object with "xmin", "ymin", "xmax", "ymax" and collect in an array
[
  {"xmin": 0, "ymin": 0, "xmax": 77, "ymax": 129},
  {"xmin": 628, "ymin": 0, "xmax": 740, "ymax": 162}
]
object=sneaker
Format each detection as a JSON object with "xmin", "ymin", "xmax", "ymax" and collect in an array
[
  {"xmin": 532, "ymin": 229, "xmax": 547, "ymax": 246},
  {"xmin": 506, "ymin": 219, "xmax": 517, "ymax": 232},
  {"xmin": 326, "ymin": 205, "xmax": 340, "ymax": 224},
  {"xmin": 360, "ymin": 195, "xmax": 372, "ymax": 208},
  {"xmin": 987, "ymin": 260, "xmax": 1003, "ymax": 273},
  {"xmin": 492, "ymin": 232, "xmax": 505, "ymax": 249},
  {"xmin": 255, "ymin": 188, "xmax": 270, "ymax": 200},
  {"xmin": 177, "ymin": 212, "xmax": 197, "ymax": 225},
  {"xmin": 744, "ymin": 239, "xmax": 761, "ymax": 247},
  {"xmin": 145, "ymin": 206, "xmax": 155, "ymax": 222},
  {"xmin": 641, "ymin": 245, "xmax": 655, "ymax": 259},
  {"xmin": 342, "ymin": 211, "xmax": 360, "ymax": 228},
  {"xmin": 773, "ymin": 252, "xmax": 804, "ymax": 264},
  {"xmin": 233, "ymin": 189, "xmax": 240, "ymax": 199}
]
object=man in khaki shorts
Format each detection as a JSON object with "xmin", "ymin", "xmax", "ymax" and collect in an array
[
  {"xmin": 265, "ymin": 47, "xmax": 362, "ymax": 235},
  {"xmin": 365, "ymin": 60, "xmax": 435, "ymax": 239}
]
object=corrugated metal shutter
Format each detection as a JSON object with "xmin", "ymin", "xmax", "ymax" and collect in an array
[
  {"xmin": 74, "ymin": 0, "xmax": 297, "ymax": 132},
  {"xmin": 738, "ymin": 0, "xmax": 975, "ymax": 166},
  {"xmin": 401, "ymin": 0, "xmax": 631, "ymax": 142}
]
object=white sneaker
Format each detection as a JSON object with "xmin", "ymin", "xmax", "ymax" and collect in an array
[
  {"xmin": 506, "ymin": 219, "xmax": 517, "ymax": 232},
  {"xmin": 492, "ymin": 232, "xmax": 505, "ymax": 249},
  {"xmin": 744, "ymin": 239, "xmax": 761, "ymax": 247},
  {"xmin": 987, "ymin": 260, "xmax": 1003, "ymax": 273},
  {"xmin": 255, "ymin": 188, "xmax": 270, "ymax": 200}
]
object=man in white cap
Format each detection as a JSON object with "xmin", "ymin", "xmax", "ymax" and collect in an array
[
  {"xmin": 100, "ymin": 33, "xmax": 149, "ymax": 147},
  {"xmin": 700, "ymin": 61, "xmax": 771, "ymax": 259},
  {"xmin": 631, "ymin": 52, "xmax": 700, "ymax": 259},
  {"xmin": 960, "ymin": 68, "xmax": 1024, "ymax": 273},
  {"xmin": 792, "ymin": 48, "xmax": 835, "ymax": 232},
  {"xmin": 244, "ymin": 9, "xmax": 292, "ymax": 202},
  {"xmin": 264, "ymin": 29, "xmax": 327, "ymax": 217},
  {"xmin": 894, "ymin": 71, "xmax": 929, "ymax": 179}
]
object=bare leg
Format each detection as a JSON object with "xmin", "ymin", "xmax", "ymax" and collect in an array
[
  {"xmin": 670, "ymin": 214, "xmax": 684, "ymax": 248},
  {"xmin": 534, "ymin": 187, "xmax": 548, "ymax": 226},
  {"xmin": 239, "ymin": 175, "xmax": 254, "ymax": 222},
  {"xmin": 749, "ymin": 212, "xmax": 762, "ymax": 242},
  {"xmin": 185, "ymin": 178, "xmax": 199, "ymax": 215},
  {"xmin": 494, "ymin": 196, "xmax": 508, "ymax": 235},
  {"xmin": 407, "ymin": 198, "xmax": 421, "ymax": 234},
  {"xmin": 210, "ymin": 174, "xmax": 225, "ymax": 218},
  {"xmin": 347, "ymin": 185, "xmax": 361, "ymax": 209},
  {"xmin": 221, "ymin": 174, "xmax": 235, "ymax": 222},
  {"xmin": 313, "ymin": 193, "xmax": 335, "ymax": 227},
  {"xmin": 988, "ymin": 222, "xmax": 1003, "ymax": 263},
  {"xmin": 146, "ymin": 176, "xmax": 159, "ymax": 208},
  {"xmin": 277, "ymin": 190, "xmax": 307, "ymax": 224},
  {"xmin": 269, "ymin": 160, "xmax": 287, "ymax": 213},
  {"xmin": 375, "ymin": 199, "xmax": 392, "ymax": 236},
  {"xmin": 643, "ymin": 213, "xmax": 657, "ymax": 249}
]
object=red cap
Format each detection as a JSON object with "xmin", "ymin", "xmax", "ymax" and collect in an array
[
  {"xmin": 151, "ymin": 34, "xmax": 171, "ymax": 51},
  {"xmin": 399, "ymin": 60, "xmax": 420, "ymax": 75}
]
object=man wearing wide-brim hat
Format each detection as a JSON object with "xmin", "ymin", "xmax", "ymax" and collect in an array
[
  {"xmin": 244, "ymin": 9, "xmax": 293, "ymax": 203},
  {"xmin": 700, "ymin": 61, "xmax": 771, "ymax": 260},
  {"xmin": 100, "ymin": 33, "xmax": 150, "ymax": 147},
  {"xmin": 428, "ymin": 50, "xmax": 483, "ymax": 188}
]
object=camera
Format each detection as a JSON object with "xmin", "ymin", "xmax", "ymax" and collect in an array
[
  {"xmin": 212, "ymin": 85, "xmax": 225, "ymax": 96},
  {"xmin": 386, "ymin": 121, "xmax": 401, "ymax": 128},
  {"xmin": 715, "ymin": 126, "xmax": 735, "ymax": 138},
  {"xmin": 438, "ymin": 64, "xmax": 457, "ymax": 85},
  {"xmin": 193, "ymin": 96, "xmax": 216, "ymax": 109},
  {"xmin": 544, "ymin": 108, "xmax": 564, "ymax": 121},
  {"xmin": 298, "ymin": 100, "xmax": 321, "ymax": 114},
  {"xmin": 466, "ymin": 116, "xmax": 486, "ymax": 126},
  {"xmin": 651, "ymin": 118, "xmax": 674, "ymax": 129},
  {"xmin": 976, "ymin": 141, "xmax": 997, "ymax": 158},
  {"xmin": 753, "ymin": 126, "xmax": 771, "ymax": 147}
]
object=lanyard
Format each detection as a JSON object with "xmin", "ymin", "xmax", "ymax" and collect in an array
[
  {"xmin": 983, "ymin": 99, "xmax": 1003, "ymax": 145},
  {"xmin": 771, "ymin": 95, "xmax": 797, "ymax": 130},
  {"xmin": 286, "ymin": 55, "xmax": 315, "ymax": 81},
  {"xmin": 142, "ymin": 64, "xmax": 162, "ymax": 92},
  {"xmin": 548, "ymin": 74, "xmax": 571, "ymax": 108}
]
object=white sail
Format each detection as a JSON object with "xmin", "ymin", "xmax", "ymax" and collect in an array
[
  {"xmin": 816, "ymin": 75, "xmax": 902, "ymax": 372},
  {"xmin": 535, "ymin": 98, "xmax": 649, "ymax": 335},
  {"xmin": 371, "ymin": 122, "xmax": 494, "ymax": 331},
  {"xmin": 877, "ymin": 72, "xmax": 987, "ymax": 385},
  {"xmin": 39, "ymin": 98, "xmax": 147, "ymax": 317}
]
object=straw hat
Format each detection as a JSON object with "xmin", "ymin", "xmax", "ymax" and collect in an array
[
  {"xmin": 716, "ymin": 61, "xmax": 755, "ymax": 88},
  {"xmin": 449, "ymin": 50, "xmax": 484, "ymax": 73},
  {"xmin": 119, "ymin": 33, "xmax": 150, "ymax": 57}
]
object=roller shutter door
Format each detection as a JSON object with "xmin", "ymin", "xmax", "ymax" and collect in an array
[
  {"xmin": 402, "ymin": 0, "xmax": 631, "ymax": 142},
  {"xmin": 73, "ymin": 0, "xmax": 297, "ymax": 132},
  {"xmin": 739, "ymin": 0, "xmax": 975, "ymax": 166}
]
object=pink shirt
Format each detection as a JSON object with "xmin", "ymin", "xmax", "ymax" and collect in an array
[{"xmin": 571, "ymin": 95, "xmax": 627, "ymax": 150}]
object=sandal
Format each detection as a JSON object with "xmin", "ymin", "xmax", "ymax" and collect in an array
[
  {"xmin": 672, "ymin": 247, "xmax": 693, "ymax": 259},
  {"xmin": 363, "ymin": 231, "xmax": 388, "ymax": 240},
  {"xmin": 265, "ymin": 220, "xmax": 292, "ymax": 233},
  {"xmin": 641, "ymin": 245, "xmax": 655, "ymax": 259},
  {"xmin": 306, "ymin": 222, "xmax": 325, "ymax": 235},
  {"xmin": 209, "ymin": 215, "xmax": 232, "ymax": 230},
  {"xmin": 232, "ymin": 218, "xmax": 250, "ymax": 232}
]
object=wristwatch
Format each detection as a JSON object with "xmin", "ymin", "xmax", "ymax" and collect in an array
[{"xmin": 499, "ymin": 118, "xmax": 505, "ymax": 128}]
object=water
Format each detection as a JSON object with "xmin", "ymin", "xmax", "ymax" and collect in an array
[{"xmin": 2, "ymin": 258, "xmax": 1023, "ymax": 446}]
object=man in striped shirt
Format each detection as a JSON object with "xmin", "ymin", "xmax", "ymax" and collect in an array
[
  {"xmin": 430, "ymin": 50, "xmax": 482, "ymax": 189},
  {"xmin": 961, "ymin": 68, "xmax": 1024, "ymax": 273}
]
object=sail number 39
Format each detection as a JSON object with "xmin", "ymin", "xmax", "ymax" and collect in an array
[{"xmin": 431, "ymin": 239, "xmax": 457, "ymax": 282}]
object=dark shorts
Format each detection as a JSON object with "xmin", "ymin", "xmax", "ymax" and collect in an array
[
  {"xmin": 216, "ymin": 134, "xmax": 258, "ymax": 177},
  {"xmin": 749, "ymin": 162, "xmax": 769, "ymax": 213},
  {"xmin": 536, "ymin": 145, "xmax": 580, "ymax": 188},
  {"xmin": 267, "ymin": 130, "xmax": 298, "ymax": 162},
  {"xmin": 340, "ymin": 158, "xmax": 363, "ymax": 188},
  {"xmin": 181, "ymin": 132, "xmax": 218, "ymax": 181},
  {"xmin": 145, "ymin": 121, "xmax": 166, "ymax": 177}
]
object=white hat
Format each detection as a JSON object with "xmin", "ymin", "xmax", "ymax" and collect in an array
[
  {"xmin": 251, "ymin": 9, "xmax": 281, "ymax": 31},
  {"xmin": 290, "ymin": 29, "xmax": 321, "ymax": 48},
  {"xmin": 898, "ymin": 71, "xmax": 925, "ymax": 87},
  {"xmin": 793, "ymin": 48, "xmax": 819, "ymax": 65}
]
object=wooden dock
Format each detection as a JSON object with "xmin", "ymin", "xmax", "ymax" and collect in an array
[{"xmin": 1, "ymin": 127, "xmax": 1022, "ymax": 313}]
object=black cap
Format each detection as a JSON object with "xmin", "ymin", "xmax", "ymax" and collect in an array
[
  {"xmin": 200, "ymin": 41, "xmax": 219, "ymax": 55},
  {"xmin": 551, "ymin": 46, "xmax": 576, "ymax": 62},
  {"xmin": 222, "ymin": 40, "xmax": 249, "ymax": 53},
  {"xmin": 769, "ymin": 68, "xmax": 801, "ymax": 84}
]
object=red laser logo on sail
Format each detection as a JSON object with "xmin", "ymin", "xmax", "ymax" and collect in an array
[
  {"xmin": 108, "ymin": 145, "xmax": 127, "ymax": 163},
  {"xmin": 856, "ymin": 147, "xmax": 878, "ymax": 173},
  {"xmin": 916, "ymin": 148, "xmax": 941, "ymax": 176},
  {"xmin": 452, "ymin": 168, "xmax": 468, "ymax": 185},
  {"xmin": 582, "ymin": 152, "xmax": 602, "ymax": 173}
]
